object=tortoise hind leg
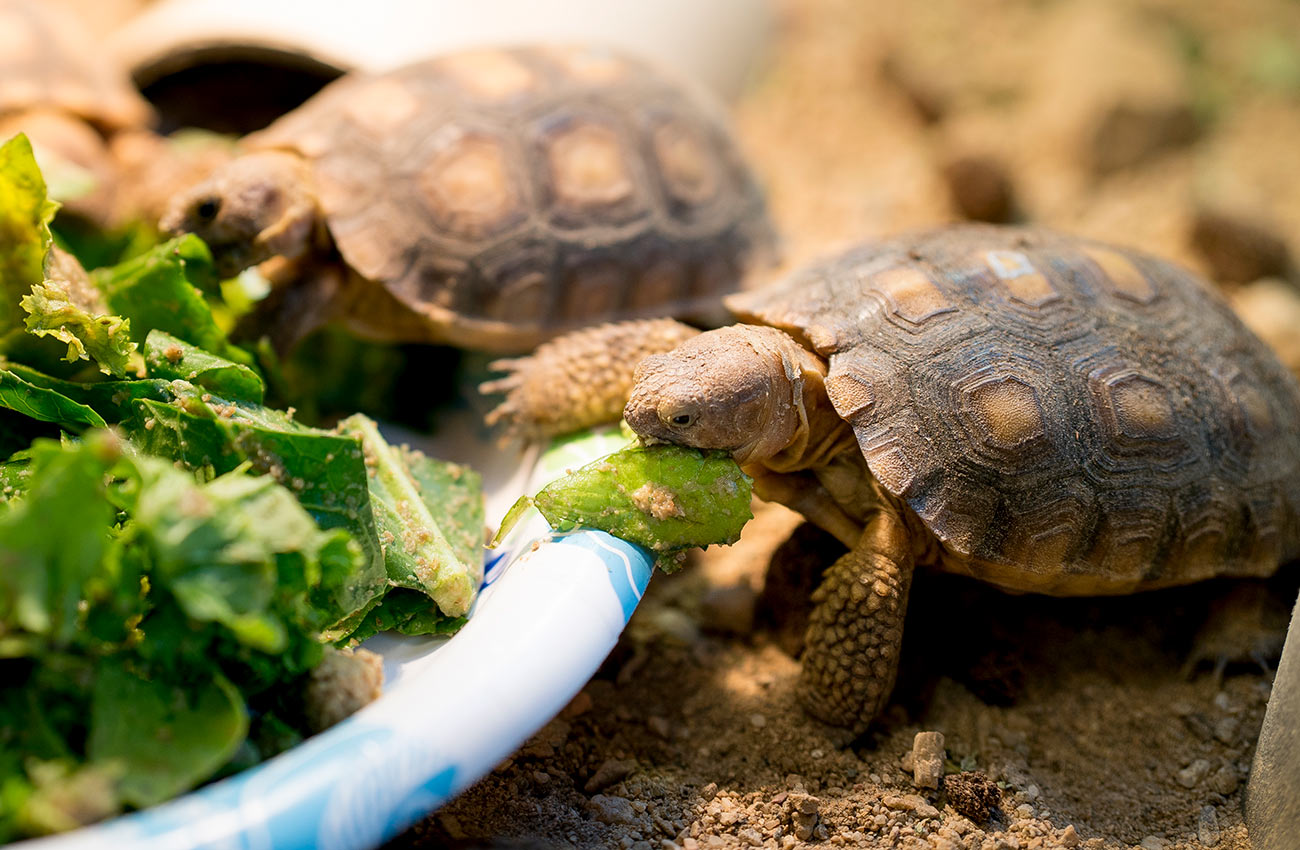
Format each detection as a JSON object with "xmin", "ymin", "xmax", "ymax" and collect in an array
[
  {"xmin": 481, "ymin": 319, "xmax": 699, "ymax": 441},
  {"xmin": 799, "ymin": 503, "xmax": 915, "ymax": 734}
]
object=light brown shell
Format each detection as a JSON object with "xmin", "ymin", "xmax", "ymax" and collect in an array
[
  {"xmin": 0, "ymin": 0, "xmax": 153, "ymax": 132},
  {"xmin": 729, "ymin": 225, "xmax": 1300, "ymax": 594},
  {"xmin": 247, "ymin": 45, "xmax": 774, "ymax": 352}
]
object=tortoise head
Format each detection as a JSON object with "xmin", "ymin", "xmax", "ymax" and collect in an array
[
  {"xmin": 160, "ymin": 150, "xmax": 319, "ymax": 279},
  {"xmin": 625, "ymin": 325, "xmax": 814, "ymax": 465}
]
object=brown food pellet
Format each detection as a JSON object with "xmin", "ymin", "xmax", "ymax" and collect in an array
[{"xmin": 943, "ymin": 771, "xmax": 1002, "ymax": 823}]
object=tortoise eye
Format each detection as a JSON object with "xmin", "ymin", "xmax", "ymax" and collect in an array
[
  {"xmin": 663, "ymin": 407, "xmax": 697, "ymax": 428},
  {"xmin": 195, "ymin": 197, "xmax": 221, "ymax": 221}
]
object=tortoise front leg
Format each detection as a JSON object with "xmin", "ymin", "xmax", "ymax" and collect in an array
[
  {"xmin": 800, "ymin": 502, "xmax": 915, "ymax": 734},
  {"xmin": 482, "ymin": 319, "xmax": 700, "ymax": 441}
]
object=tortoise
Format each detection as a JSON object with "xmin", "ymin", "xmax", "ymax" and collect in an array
[
  {"xmin": 490, "ymin": 224, "xmax": 1300, "ymax": 731},
  {"xmin": 0, "ymin": 0, "xmax": 156, "ymax": 226},
  {"xmin": 160, "ymin": 44, "xmax": 775, "ymax": 356}
]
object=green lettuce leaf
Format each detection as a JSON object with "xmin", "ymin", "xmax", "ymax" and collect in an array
[
  {"xmin": 88, "ymin": 662, "xmax": 247, "ymax": 808},
  {"xmin": 1, "ymin": 362, "xmax": 172, "ymax": 423},
  {"xmin": 0, "ymin": 135, "xmax": 56, "ymax": 337},
  {"xmin": 346, "ymin": 587, "xmax": 466, "ymax": 643},
  {"xmin": 123, "ymin": 389, "xmax": 387, "ymax": 632},
  {"xmin": 92, "ymin": 235, "xmax": 243, "ymax": 364},
  {"xmin": 339, "ymin": 414, "xmax": 479, "ymax": 618},
  {"xmin": 143, "ymin": 330, "xmax": 263, "ymax": 404},
  {"xmin": 0, "ymin": 433, "xmax": 120, "ymax": 647},
  {"xmin": 2, "ymin": 136, "xmax": 142, "ymax": 378},
  {"xmin": 527, "ymin": 444, "xmax": 754, "ymax": 571},
  {"xmin": 398, "ymin": 444, "xmax": 484, "ymax": 570},
  {"xmin": 0, "ymin": 369, "xmax": 106, "ymax": 430}
]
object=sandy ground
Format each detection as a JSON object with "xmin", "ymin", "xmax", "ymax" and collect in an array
[{"xmin": 390, "ymin": 1, "xmax": 1300, "ymax": 847}]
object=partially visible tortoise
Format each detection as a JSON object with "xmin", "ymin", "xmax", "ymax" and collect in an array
[
  {"xmin": 0, "ymin": 0, "xmax": 156, "ymax": 226},
  {"xmin": 161, "ymin": 45, "xmax": 774, "ymax": 355},
  {"xmin": 492, "ymin": 224, "xmax": 1300, "ymax": 731}
]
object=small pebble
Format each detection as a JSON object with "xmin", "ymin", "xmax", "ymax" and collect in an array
[
  {"xmin": 1198, "ymin": 805, "xmax": 1220, "ymax": 847},
  {"xmin": 585, "ymin": 758, "xmax": 636, "ymax": 794},
  {"xmin": 1213, "ymin": 716, "xmax": 1239, "ymax": 744},
  {"xmin": 942, "ymin": 154, "xmax": 1017, "ymax": 223},
  {"xmin": 647, "ymin": 716, "xmax": 673, "ymax": 739},
  {"xmin": 1208, "ymin": 764, "xmax": 1239, "ymax": 795},
  {"xmin": 1014, "ymin": 803, "xmax": 1034, "ymax": 818},
  {"xmin": 699, "ymin": 584, "xmax": 757, "ymax": 634},
  {"xmin": 1177, "ymin": 759, "xmax": 1211, "ymax": 789},
  {"xmin": 912, "ymin": 731, "xmax": 946, "ymax": 789},
  {"xmin": 1190, "ymin": 207, "xmax": 1294, "ymax": 284},
  {"xmin": 590, "ymin": 794, "xmax": 639, "ymax": 826},
  {"xmin": 749, "ymin": 713, "xmax": 767, "ymax": 729},
  {"xmin": 1059, "ymin": 825, "xmax": 1079, "ymax": 847},
  {"xmin": 1088, "ymin": 100, "xmax": 1198, "ymax": 174},
  {"xmin": 789, "ymin": 793, "xmax": 820, "ymax": 816},
  {"xmin": 562, "ymin": 690, "xmax": 594, "ymax": 718},
  {"xmin": 884, "ymin": 794, "xmax": 927, "ymax": 812},
  {"xmin": 1139, "ymin": 837, "xmax": 1167, "ymax": 850}
]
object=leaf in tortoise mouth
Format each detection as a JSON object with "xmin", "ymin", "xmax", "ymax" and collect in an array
[{"xmin": 498, "ymin": 442, "xmax": 753, "ymax": 573}]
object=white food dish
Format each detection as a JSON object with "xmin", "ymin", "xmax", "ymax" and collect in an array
[{"xmin": 19, "ymin": 427, "xmax": 650, "ymax": 850}]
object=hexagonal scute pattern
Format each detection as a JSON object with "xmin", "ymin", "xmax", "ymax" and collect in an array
[
  {"xmin": 731, "ymin": 224, "xmax": 1300, "ymax": 593},
  {"xmin": 244, "ymin": 45, "xmax": 773, "ymax": 352}
]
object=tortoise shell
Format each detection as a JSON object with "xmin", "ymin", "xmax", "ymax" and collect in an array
[
  {"xmin": 728, "ymin": 225, "xmax": 1300, "ymax": 594},
  {"xmin": 246, "ymin": 45, "xmax": 774, "ymax": 352},
  {"xmin": 0, "ymin": 0, "xmax": 152, "ymax": 132}
]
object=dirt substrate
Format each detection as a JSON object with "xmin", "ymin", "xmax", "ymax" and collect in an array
[
  {"xmin": 392, "ymin": 1, "xmax": 1300, "ymax": 847},
  {"xmin": 395, "ymin": 502, "xmax": 1290, "ymax": 850}
]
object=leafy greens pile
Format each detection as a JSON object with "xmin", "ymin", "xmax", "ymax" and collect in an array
[{"xmin": 0, "ymin": 134, "xmax": 484, "ymax": 840}]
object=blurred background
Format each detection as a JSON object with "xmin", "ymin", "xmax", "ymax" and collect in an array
[{"xmin": 50, "ymin": 0, "xmax": 1300, "ymax": 375}]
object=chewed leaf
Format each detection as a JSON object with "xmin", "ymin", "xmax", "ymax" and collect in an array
[
  {"xmin": 21, "ymin": 281, "xmax": 135, "ymax": 376},
  {"xmin": 531, "ymin": 444, "xmax": 753, "ymax": 568}
]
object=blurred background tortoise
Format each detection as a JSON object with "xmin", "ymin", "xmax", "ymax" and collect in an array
[
  {"xmin": 0, "ymin": 0, "xmax": 236, "ymax": 241},
  {"xmin": 499, "ymin": 223, "xmax": 1300, "ymax": 732},
  {"xmin": 0, "ymin": 0, "xmax": 155, "ymax": 227},
  {"xmin": 161, "ymin": 44, "xmax": 776, "ymax": 356}
]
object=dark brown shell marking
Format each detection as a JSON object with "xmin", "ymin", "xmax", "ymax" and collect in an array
[
  {"xmin": 728, "ymin": 225, "xmax": 1300, "ymax": 593},
  {"xmin": 248, "ymin": 45, "xmax": 774, "ymax": 352}
]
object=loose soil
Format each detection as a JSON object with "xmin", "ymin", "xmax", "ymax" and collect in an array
[{"xmin": 392, "ymin": 1, "xmax": 1300, "ymax": 847}]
